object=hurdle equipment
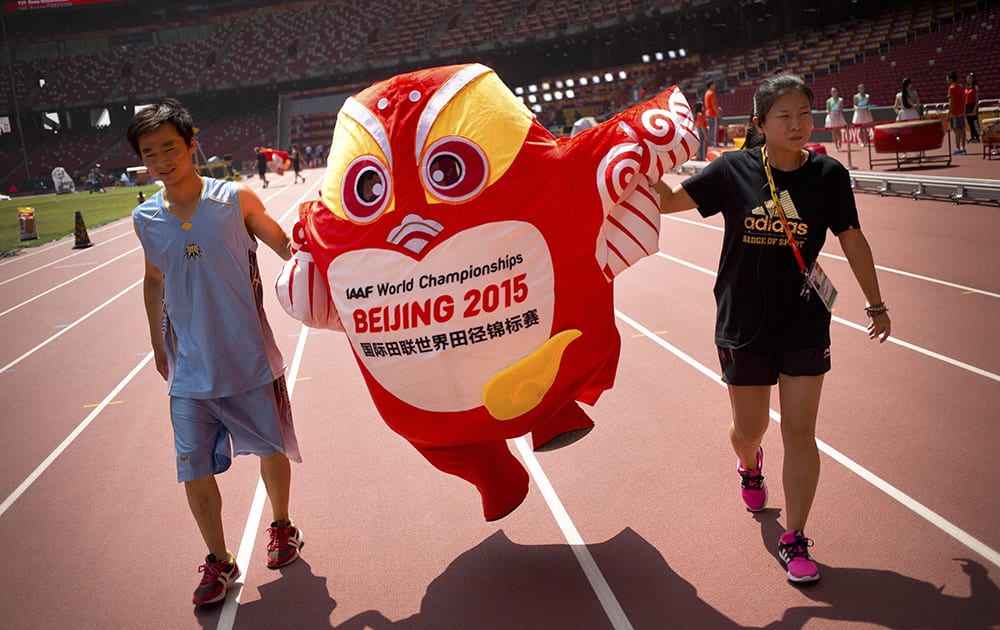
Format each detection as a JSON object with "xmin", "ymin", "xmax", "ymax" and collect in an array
[
  {"xmin": 981, "ymin": 117, "xmax": 999, "ymax": 160},
  {"xmin": 867, "ymin": 120, "xmax": 952, "ymax": 170},
  {"xmin": 72, "ymin": 211, "xmax": 93, "ymax": 249}
]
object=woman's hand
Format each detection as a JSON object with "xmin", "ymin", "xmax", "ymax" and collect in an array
[{"xmin": 868, "ymin": 310, "xmax": 891, "ymax": 343}]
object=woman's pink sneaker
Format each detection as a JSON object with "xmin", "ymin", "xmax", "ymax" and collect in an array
[
  {"xmin": 778, "ymin": 530, "xmax": 821, "ymax": 583},
  {"xmin": 737, "ymin": 446, "xmax": 768, "ymax": 511}
]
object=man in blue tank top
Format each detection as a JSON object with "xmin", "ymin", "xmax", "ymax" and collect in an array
[{"xmin": 128, "ymin": 98, "xmax": 304, "ymax": 606}]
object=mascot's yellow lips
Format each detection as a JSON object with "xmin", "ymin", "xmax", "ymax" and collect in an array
[{"xmin": 482, "ymin": 329, "xmax": 582, "ymax": 420}]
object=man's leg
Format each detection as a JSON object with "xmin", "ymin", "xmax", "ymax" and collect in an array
[
  {"xmin": 259, "ymin": 451, "xmax": 303, "ymax": 569},
  {"xmin": 259, "ymin": 451, "xmax": 291, "ymax": 523},
  {"xmin": 184, "ymin": 474, "xmax": 227, "ymax": 560}
]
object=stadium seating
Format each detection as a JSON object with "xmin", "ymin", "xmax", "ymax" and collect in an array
[{"xmin": 1, "ymin": 0, "xmax": 995, "ymax": 192}]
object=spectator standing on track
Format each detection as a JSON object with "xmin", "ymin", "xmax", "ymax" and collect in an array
[
  {"xmin": 255, "ymin": 146, "xmax": 269, "ymax": 188},
  {"xmin": 290, "ymin": 144, "xmax": 306, "ymax": 184},
  {"xmin": 303, "ymin": 144, "xmax": 313, "ymax": 169},
  {"xmin": 824, "ymin": 87, "xmax": 846, "ymax": 151},
  {"xmin": 894, "ymin": 77, "xmax": 920, "ymax": 121},
  {"xmin": 965, "ymin": 73, "xmax": 980, "ymax": 144},
  {"xmin": 852, "ymin": 83, "xmax": 873, "ymax": 147},
  {"xmin": 653, "ymin": 74, "xmax": 891, "ymax": 585},
  {"xmin": 127, "ymin": 98, "xmax": 304, "ymax": 607},
  {"xmin": 705, "ymin": 80, "xmax": 720, "ymax": 147},
  {"xmin": 694, "ymin": 102, "xmax": 708, "ymax": 161},
  {"xmin": 947, "ymin": 71, "xmax": 967, "ymax": 155}
]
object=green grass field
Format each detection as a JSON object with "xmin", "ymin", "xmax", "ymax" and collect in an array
[{"xmin": 0, "ymin": 185, "xmax": 161, "ymax": 255}]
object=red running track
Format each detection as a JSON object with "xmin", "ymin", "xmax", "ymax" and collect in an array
[{"xmin": 0, "ymin": 164, "xmax": 997, "ymax": 629}]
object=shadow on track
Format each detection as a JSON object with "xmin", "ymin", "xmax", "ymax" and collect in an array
[
  {"xmin": 754, "ymin": 509, "xmax": 1000, "ymax": 629},
  {"xmin": 335, "ymin": 528, "xmax": 746, "ymax": 629}
]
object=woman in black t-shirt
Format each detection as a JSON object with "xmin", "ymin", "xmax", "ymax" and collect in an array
[{"xmin": 654, "ymin": 74, "xmax": 891, "ymax": 584}]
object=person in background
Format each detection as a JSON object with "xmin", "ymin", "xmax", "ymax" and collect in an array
[
  {"xmin": 653, "ymin": 74, "xmax": 891, "ymax": 585},
  {"xmin": 255, "ymin": 146, "xmax": 269, "ymax": 188},
  {"xmin": 825, "ymin": 87, "xmax": 846, "ymax": 151},
  {"xmin": 290, "ymin": 145, "xmax": 306, "ymax": 184},
  {"xmin": 852, "ymin": 83, "xmax": 873, "ymax": 147},
  {"xmin": 965, "ymin": 73, "xmax": 980, "ymax": 144},
  {"xmin": 88, "ymin": 163, "xmax": 106, "ymax": 194},
  {"xmin": 694, "ymin": 102, "xmax": 708, "ymax": 161},
  {"xmin": 947, "ymin": 71, "xmax": 967, "ymax": 155},
  {"xmin": 705, "ymin": 80, "xmax": 720, "ymax": 147},
  {"xmin": 894, "ymin": 77, "xmax": 920, "ymax": 121},
  {"xmin": 128, "ymin": 98, "xmax": 304, "ymax": 607}
]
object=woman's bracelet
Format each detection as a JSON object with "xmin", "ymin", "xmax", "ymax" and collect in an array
[{"xmin": 865, "ymin": 302, "xmax": 889, "ymax": 317}]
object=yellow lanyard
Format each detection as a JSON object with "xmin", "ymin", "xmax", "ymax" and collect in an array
[{"xmin": 761, "ymin": 147, "xmax": 808, "ymax": 273}]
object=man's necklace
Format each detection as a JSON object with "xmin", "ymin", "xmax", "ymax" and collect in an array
[{"xmin": 164, "ymin": 181, "xmax": 203, "ymax": 230}]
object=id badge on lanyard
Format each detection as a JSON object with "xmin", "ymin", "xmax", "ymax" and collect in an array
[
  {"xmin": 762, "ymin": 148, "xmax": 837, "ymax": 311},
  {"xmin": 803, "ymin": 261, "xmax": 837, "ymax": 311}
]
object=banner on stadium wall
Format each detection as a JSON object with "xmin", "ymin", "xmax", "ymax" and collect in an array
[{"xmin": 3, "ymin": 0, "xmax": 118, "ymax": 11}]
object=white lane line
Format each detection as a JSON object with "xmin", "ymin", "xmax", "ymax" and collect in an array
[
  {"xmin": 655, "ymin": 252, "xmax": 1000, "ymax": 383},
  {"xmin": 0, "ymin": 246, "xmax": 142, "ymax": 318},
  {"xmin": 0, "ymin": 352, "xmax": 154, "ymax": 518},
  {"xmin": 514, "ymin": 438, "xmax": 635, "ymax": 630},
  {"xmin": 217, "ymin": 324, "xmax": 310, "ymax": 630},
  {"xmin": 615, "ymin": 309, "xmax": 1000, "ymax": 569},
  {"xmin": 274, "ymin": 184, "xmax": 319, "ymax": 225},
  {"xmin": 0, "ymin": 222, "xmax": 129, "ymax": 268},
  {"xmin": 0, "ymin": 230, "xmax": 136, "ymax": 287},
  {"xmin": 218, "ymin": 188, "xmax": 316, "ymax": 628},
  {"xmin": 1, "ymin": 279, "xmax": 143, "ymax": 373},
  {"xmin": 662, "ymin": 215, "xmax": 1000, "ymax": 299},
  {"xmin": 830, "ymin": 314, "xmax": 999, "ymax": 382}
]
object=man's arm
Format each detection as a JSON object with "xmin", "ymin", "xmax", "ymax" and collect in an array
[
  {"xmin": 240, "ymin": 185, "xmax": 292, "ymax": 261},
  {"xmin": 137, "ymin": 237, "xmax": 170, "ymax": 380}
]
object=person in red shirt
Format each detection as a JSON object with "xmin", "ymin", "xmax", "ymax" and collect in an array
[
  {"xmin": 965, "ymin": 73, "xmax": 980, "ymax": 143},
  {"xmin": 694, "ymin": 102, "xmax": 708, "ymax": 160},
  {"xmin": 705, "ymin": 80, "xmax": 720, "ymax": 147},
  {"xmin": 947, "ymin": 71, "xmax": 967, "ymax": 154}
]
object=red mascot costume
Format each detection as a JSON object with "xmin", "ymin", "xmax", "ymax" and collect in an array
[{"xmin": 277, "ymin": 63, "xmax": 698, "ymax": 520}]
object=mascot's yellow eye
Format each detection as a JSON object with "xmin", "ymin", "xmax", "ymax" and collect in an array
[
  {"xmin": 421, "ymin": 137, "xmax": 488, "ymax": 203},
  {"xmin": 341, "ymin": 156, "xmax": 391, "ymax": 224}
]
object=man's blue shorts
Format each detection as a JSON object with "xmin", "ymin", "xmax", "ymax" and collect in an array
[{"xmin": 170, "ymin": 377, "xmax": 301, "ymax": 482}]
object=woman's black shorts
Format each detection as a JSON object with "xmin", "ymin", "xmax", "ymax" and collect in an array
[{"xmin": 717, "ymin": 346, "xmax": 831, "ymax": 386}]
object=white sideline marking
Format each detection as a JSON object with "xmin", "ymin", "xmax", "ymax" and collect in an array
[
  {"xmin": 615, "ymin": 309, "xmax": 1000, "ymax": 569},
  {"xmin": 0, "ymin": 353, "xmax": 153, "ymax": 517},
  {"xmin": 663, "ymin": 215, "xmax": 1000, "ymax": 299},
  {"xmin": 1, "ymin": 279, "xmax": 143, "ymax": 374},
  {"xmin": 0, "ymin": 230, "xmax": 136, "ymax": 286},
  {"xmin": 514, "ymin": 438, "xmax": 634, "ymax": 630},
  {"xmin": 0, "ymin": 246, "xmax": 142, "ymax": 318},
  {"xmin": 0, "ymin": 222, "xmax": 127, "ymax": 268},
  {"xmin": 655, "ymin": 252, "xmax": 1000, "ymax": 383},
  {"xmin": 217, "ymin": 324, "xmax": 310, "ymax": 629},
  {"xmin": 218, "ymin": 180, "xmax": 321, "ymax": 629}
]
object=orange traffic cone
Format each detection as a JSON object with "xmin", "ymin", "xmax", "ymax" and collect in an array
[{"xmin": 73, "ymin": 211, "xmax": 93, "ymax": 249}]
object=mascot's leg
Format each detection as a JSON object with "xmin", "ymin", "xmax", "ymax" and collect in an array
[
  {"xmin": 531, "ymin": 401, "xmax": 595, "ymax": 453},
  {"xmin": 415, "ymin": 441, "xmax": 529, "ymax": 521}
]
